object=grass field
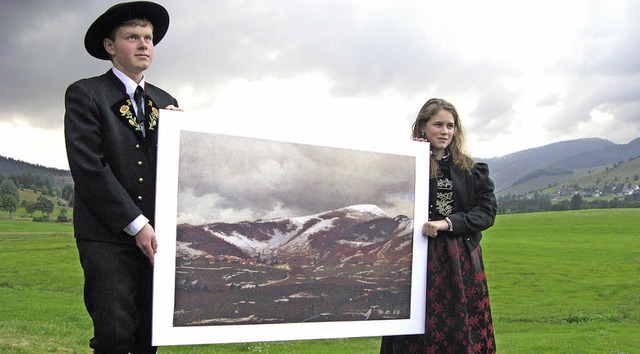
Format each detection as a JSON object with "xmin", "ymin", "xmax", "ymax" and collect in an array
[
  {"xmin": 483, "ymin": 209, "xmax": 639, "ymax": 353},
  {"xmin": 1, "ymin": 209, "xmax": 638, "ymax": 353}
]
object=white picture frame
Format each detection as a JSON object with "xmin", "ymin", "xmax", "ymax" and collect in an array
[{"xmin": 152, "ymin": 110, "xmax": 429, "ymax": 346}]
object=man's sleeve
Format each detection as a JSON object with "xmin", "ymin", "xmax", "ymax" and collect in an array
[{"xmin": 64, "ymin": 81, "xmax": 143, "ymax": 234}]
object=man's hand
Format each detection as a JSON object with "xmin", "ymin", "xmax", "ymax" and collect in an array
[
  {"xmin": 135, "ymin": 223, "xmax": 158, "ymax": 266},
  {"xmin": 164, "ymin": 104, "xmax": 183, "ymax": 111}
]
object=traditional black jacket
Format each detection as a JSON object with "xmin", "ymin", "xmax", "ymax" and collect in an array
[
  {"xmin": 446, "ymin": 162, "xmax": 498, "ymax": 248},
  {"xmin": 64, "ymin": 70, "xmax": 178, "ymax": 245}
]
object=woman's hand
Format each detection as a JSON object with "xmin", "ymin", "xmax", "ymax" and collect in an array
[{"xmin": 422, "ymin": 220, "xmax": 449, "ymax": 238}]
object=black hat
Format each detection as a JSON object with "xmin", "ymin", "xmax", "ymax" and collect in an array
[{"xmin": 84, "ymin": 1, "xmax": 169, "ymax": 60}]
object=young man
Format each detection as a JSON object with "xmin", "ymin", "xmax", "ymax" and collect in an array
[{"xmin": 64, "ymin": 2, "xmax": 180, "ymax": 352}]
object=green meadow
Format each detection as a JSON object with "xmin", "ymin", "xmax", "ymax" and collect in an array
[{"xmin": 1, "ymin": 209, "xmax": 638, "ymax": 353}]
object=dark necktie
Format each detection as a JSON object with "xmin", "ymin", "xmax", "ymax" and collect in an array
[{"xmin": 134, "ymin": 86, "xmax": 146, "ymax": 136}]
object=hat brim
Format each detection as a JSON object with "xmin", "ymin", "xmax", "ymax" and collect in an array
[{"xmin": 84, "ymin": 1, "xmax": 169, "ymax": 60}]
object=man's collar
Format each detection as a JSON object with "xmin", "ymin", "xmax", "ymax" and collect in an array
[{"xmin": 111, "ymin": 67, "xmax": 146, "ymax": 96}]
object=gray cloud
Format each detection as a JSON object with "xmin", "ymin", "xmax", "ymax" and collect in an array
[
  {"xmin": 177, "ymin": 131, "xmax": 415, "ymax": 223},
  {"xmin": 0, "ymin": 0, "xmax": 638, "ymax": 169},
  {"xmin": 156, "ymin": 0, "xmax": 444, "ymax": 97},
  {"xmin": 0, "ymin": 1, "xmax": 103, "ymax": 128}
]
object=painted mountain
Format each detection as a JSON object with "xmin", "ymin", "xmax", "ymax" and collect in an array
[{"xmin": 173, "ymin": 204, "xmax": 415, "ymax": 326}]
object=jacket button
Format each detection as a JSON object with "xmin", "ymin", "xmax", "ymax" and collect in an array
[
  {"xmin": 139, "ymin": 177, "xmax": 144, "ymax": 183},
  {"xmin": 137, "ymin": 196, "xmax": 143, "ymax": 201},
  {"xmin": 137, "ymin": 161, "xmax": 143, "ymax": 166},
  {"xmin": 135, "ymin": 144, "xmax": 140, "ymax": 149}
]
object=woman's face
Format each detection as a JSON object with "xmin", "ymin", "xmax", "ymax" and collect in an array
[{"xmin": 421, "ymin": 109, "xmax": 455, "ymax": 158}]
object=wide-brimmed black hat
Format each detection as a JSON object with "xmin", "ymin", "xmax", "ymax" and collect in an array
[{"xmin": 84, "ymin": 1, "xmax": 169, "ymax": 60}]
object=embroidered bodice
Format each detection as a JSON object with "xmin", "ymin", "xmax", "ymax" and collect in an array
[{"xmin": 429, "ymin": 155, "xmax": 455, "ymax": 219}]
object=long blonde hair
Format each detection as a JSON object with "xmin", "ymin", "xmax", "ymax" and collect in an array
[{"xmin": 411, "ymin": 98, "xmax": 475, "ymax": 178}]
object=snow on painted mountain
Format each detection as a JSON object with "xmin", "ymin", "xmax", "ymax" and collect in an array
[{"xmin": 176, "ymin": 204, "xmax": 414, "ymax": 266}]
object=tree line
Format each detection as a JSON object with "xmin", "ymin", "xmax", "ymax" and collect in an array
[
  {"xmin": 3, "ymin": 169, "xmax": 639, "ymax": 220},
  {"xmin": 0, "ymin": 173, "xmax": 74, "ymax": 221},
  {"xmin": 498, "ymin": 192, "xmax": 640, "ymax": 214}
]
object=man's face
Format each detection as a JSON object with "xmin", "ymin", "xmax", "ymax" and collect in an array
[{"xmin": 104, "ymin": 24, "xmax": 154, "ymax": 81}]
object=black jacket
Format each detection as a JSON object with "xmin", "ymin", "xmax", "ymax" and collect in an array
[
  {"xmin": 447, "ymin": 162, "xmax": 498, "ymax": 248},
  {"xmin": 64, "ymin": 70, "xmax": 178, "ymax": 245}
]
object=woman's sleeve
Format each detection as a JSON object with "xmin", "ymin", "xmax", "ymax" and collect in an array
[{"xmin": 448, "ymin": 163, "xmax": 497, "ymax": 235}]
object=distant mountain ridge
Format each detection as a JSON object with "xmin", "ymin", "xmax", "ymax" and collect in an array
[
  {"xmin": 480, "ymin": 137, "xmax": 640, "ymax": 193},
  {"xmin": 552, "ymin": 138, "xmax": 640, "ymax": 169}
]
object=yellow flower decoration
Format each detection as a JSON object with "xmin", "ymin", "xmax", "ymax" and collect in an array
[
  {"xmin": 118, "ymin": 99, "xmax": 141, "ymax": 132},
  {"xmin": 146, "ymin": 100, "xmax": 159, "ymax": 131},
  {"xmin": 114, "ymin": 96, "xmax": 159, "ymax": 134}
]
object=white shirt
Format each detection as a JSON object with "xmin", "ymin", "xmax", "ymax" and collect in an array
[{"xmin": 111, "ymin": 67, "xmax": 146, "ymax": 117}]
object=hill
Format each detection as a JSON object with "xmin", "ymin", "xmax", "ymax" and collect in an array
[
  {"xmin": 481, "ymin": 137, "xmax": 640, "ymax": 195},
  {"xmin": 539, "ymin": 156, "xmax": 640, "ymax": 197},
  {"xmin": 0, "ymin": 155, "xmax": 72, "ymax": 187}
]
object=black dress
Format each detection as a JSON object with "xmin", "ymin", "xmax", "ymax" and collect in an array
[{"xmin": 381, "ymin": 156, "xmax": 497, "ymax": 353}]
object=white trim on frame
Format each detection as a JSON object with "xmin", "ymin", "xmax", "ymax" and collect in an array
[{"xmin": 153, "ymin": 110, "xmax": 429, "ymax": 346}]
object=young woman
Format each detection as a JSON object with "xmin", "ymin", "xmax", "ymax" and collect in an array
[{"xmin": 381, "ymin": 98, "xmax": 498, "ymax": 353}]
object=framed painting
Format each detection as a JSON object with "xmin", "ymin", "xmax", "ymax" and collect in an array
[{"xmin": 152, "ymin": 110, "xmax": 430, "ymax": 346}]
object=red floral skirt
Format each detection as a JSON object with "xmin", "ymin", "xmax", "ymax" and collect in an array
[{"xmin": 381, "ymin": 235, "xmax": 496, "ymax": 354}]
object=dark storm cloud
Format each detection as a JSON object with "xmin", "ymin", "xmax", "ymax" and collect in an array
[{"xmin": 0, "ymin": 1, "xmax": 104, "ymax": 128}]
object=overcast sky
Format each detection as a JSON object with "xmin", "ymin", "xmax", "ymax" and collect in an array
[{"xmin": 1, "ymin": 0, "xmax": 639, "ymax": 170}]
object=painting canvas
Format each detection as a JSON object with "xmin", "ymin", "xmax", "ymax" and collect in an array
[{"xmin": 153, "ymin": 110, "xmax": 429, "ymax": 346}]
